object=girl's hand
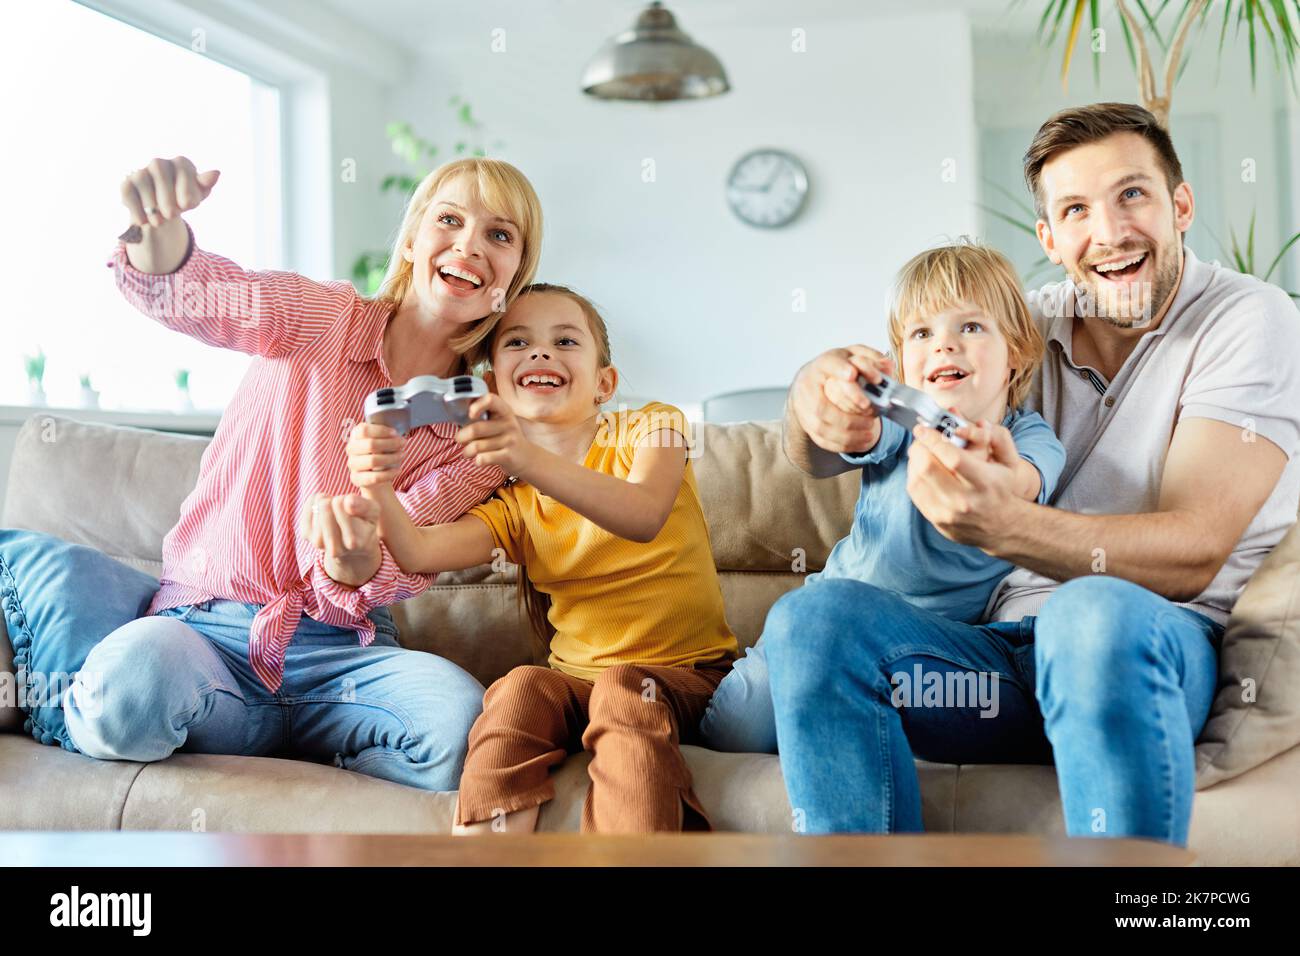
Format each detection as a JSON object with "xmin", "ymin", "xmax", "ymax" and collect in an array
[
  {"xmin": 347, "ymin": 422, "xmax": 406, "ymax": 489},
  {"xmin": 455, "ymin": 393, "xmax": 539, "ymax": 476}
]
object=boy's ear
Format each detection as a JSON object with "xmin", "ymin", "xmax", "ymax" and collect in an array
[{"xmin": 483, "ymin": 369, "xmax": 498, "ymax": 393}]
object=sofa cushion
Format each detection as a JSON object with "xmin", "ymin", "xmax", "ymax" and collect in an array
[
  {"xmin": 0, "ymin": 529, "xmax": 160, "ymax": 749},
  {"xmin": 1195, "ymin": 517, "xmax": 1300, "ymax": 786},
  {"xmin": 692, "ymin": 420, "xmax": 859, "ymax": 572},
  {"xmin": 3, "ymin": 415, "xmax": 204, "ymax": 576}
]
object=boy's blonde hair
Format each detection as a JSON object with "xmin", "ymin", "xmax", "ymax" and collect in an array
[
  {"xmin": 375, "ymin": 157, "xmax": 544, "ymax": 366},
  {"xmin": 886, "ymin": 240, "xmax": 1043, "ymax": 411}
]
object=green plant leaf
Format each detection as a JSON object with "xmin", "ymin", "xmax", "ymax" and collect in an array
[
  {"xmin": 983, "ymin": 178, "xmax": 1039, "ymax": 220},
  {"xmin": 1060, "ymin": 0, "xmax": 1089, "ymax": 87},
  {"xmin": 1262, "ymin": 230, "xmax": 1300, "ymax": 282},
  {"xmin": 1090, "ymin": 0, "xmax": 1101, "ymax": 86},
  {"xmin": 976, "ymin": 203, "xmax": 1041, "ymax": 237}
]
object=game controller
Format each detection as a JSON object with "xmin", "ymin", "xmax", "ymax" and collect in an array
[
  {"xmin": 364, "ymin": 374, "xmax": 489, "ymax": 435},
  {"xmin": 857, "ymin": 372, "xmax": 970, "ymax": 448}
]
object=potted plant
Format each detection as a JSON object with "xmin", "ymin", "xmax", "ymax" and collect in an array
[
  {"xmin": 78, "ymin": 372, "xmax": 100, "ymax": 409},
  {"xmin": 24, "ymin": 350, "xmax": 46, "ymax": 406},
  {"xmin": 174, "ymin": 369, "xmax": 193, "ymax": 412}
]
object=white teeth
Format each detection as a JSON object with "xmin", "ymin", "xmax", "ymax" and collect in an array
[
  {"xmin": 1094, "ymin": 253, "xmax": 1145, "ymax": 274},
  {"xmin": 439, "ymin": 265, "xmax": 483, "ymax": 286},
  {"xmin": 931, "ymin": 369, "xmax": 966, "ymax": 381},
  {"xmin": 520, "ymin": 373, "xmax": 563, "ymax": 387}
]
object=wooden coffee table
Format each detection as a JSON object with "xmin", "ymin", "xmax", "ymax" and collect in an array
[{"xmin": 0, "ymin": 832, "xmax": 1195, "ymax": 866}]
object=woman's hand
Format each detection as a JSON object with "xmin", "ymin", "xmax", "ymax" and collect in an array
[
  {"xmin": 455, "ymin": 393, "xmax": 539, "ymax": 477},
  {"xmin": 347, "ymin": 422, "xmax": 406, "ymax": 489},
  {"xmin": 118, "ymin": 155, "xmax": 220, "ymax": 274},
  {"xmin": 299, "ymin": 492, "xmax": 383, "ymax": 588}
]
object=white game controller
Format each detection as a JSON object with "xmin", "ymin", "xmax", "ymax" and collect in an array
[
  {"xmin": 857, "ymin": 372, "xmax": 970, "ymax": 448},
  {"xmin": 364, "ymin": 375, "xmax": 489, "ymax": 435}
]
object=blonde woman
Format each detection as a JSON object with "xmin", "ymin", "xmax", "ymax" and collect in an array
[{"xmin": 61, "ymin": 155, "xmax": 542, "ymax": 791}]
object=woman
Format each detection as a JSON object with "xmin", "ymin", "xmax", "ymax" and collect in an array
[{"xmin": 60, "ymin": 154, "xmax": 542, "ymax": 791}]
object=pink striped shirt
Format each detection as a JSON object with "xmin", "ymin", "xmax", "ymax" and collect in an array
[{"xmin": 108, "ymin": 227, "xmax": 505, "ymax": 691}]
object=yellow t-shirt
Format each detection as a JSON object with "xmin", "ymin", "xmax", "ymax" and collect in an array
[{"xmin": 468, "ymin": 402, "xmax": 739, "ymax": 680}]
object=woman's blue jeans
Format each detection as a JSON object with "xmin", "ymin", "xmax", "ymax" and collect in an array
[
  {"xmin": 63, "ymin": 599, "xmax": 485, "ymax": 791},
  {"xmin": 701, "ymin": 575, "xmax": 1220, "ymax": 845}
]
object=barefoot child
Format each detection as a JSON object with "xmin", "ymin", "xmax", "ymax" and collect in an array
[
  {"xmin": 344, "ymin": 283, "xmax": 740, "ymax": 832},
  {"xmin": 700, "ymin": 240, "xmax": 1068, "ymax": 753}
]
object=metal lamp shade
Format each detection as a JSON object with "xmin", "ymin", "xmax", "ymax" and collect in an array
[{"xmin": 581, "ymin": 2, "xmax": 729, "ymax": 101}]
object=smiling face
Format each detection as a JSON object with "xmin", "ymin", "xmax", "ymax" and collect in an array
[
  {"xmin": 900, "ymin": 304, "xmax": 1013, "ymax": 423},
  {"xmin": 401, "ymin": 175, "xmax": 524, "ymax": 326},
  {"xmin": 491, "ymin": 292, "xmax": 617, "ymax": 424},
  {"xmin": 1036, "ymin": 131, "xmax": 1194, "ymax": 328}
]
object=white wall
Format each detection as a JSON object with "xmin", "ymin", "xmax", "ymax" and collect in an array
[{"xmin": 385, "ymin": 4, "xmax": 981, "ymax": 409}]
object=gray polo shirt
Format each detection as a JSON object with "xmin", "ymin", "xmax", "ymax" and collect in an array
[{"xmin": 986, "ymin": 246, "xmax": 1300, "ymax": 626}]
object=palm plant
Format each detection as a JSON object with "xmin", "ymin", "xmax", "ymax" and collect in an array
[
  {"xmin": 1211, "ymin": 211, "xmax": 1300, "ymax": 296},
  {"xmin": 1025, "ymin": 1, "xmax": 1300, "ymax": 129}
]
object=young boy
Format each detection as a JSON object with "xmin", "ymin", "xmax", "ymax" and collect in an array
[{"xmin": 701, "ymin": 240, "xmax": 1066, "ymax": 753}]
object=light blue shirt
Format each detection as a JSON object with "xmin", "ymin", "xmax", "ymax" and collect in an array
[{"xmin": 808, "ymin": 408, "xmax": 1066, "ymax": 624}]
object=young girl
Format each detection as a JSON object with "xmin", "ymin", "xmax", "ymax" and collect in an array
[
  {"xmin": 342, "ymin": 283, "xmax": 740, "ymax": 833},
  {"xmin": 700, "ymin": 240, "xmax": 1068, "ymax": 754},
  {"xmin": 63, "ymin": 156, "xmax": 540, "ymax": 793}
]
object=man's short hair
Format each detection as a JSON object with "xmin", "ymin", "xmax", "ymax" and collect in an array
[{"xmin": 1023, "ymin": 102, "xmax": 1184, "ymax": 221}]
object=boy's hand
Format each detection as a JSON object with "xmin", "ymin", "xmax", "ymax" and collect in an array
[
  {"xmin": 347, "ymin": 422, "xmax": 406, "ymax": 489},
  {"xmin": 952, "ymin": 416, "xmax": 1018, "ymax": 466},
  {"xmin": 456, "ymin": 393, "xmax": 538, "ymax": 477}
]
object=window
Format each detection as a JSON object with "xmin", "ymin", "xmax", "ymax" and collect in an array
[{"xmin": 0, "ymin": 1, "xmax": 283, "ymax": 412}]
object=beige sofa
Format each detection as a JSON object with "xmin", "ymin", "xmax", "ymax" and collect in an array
[{"xmin": 2, "ymin": 414, "xmax": 1298, "ymax": 863}]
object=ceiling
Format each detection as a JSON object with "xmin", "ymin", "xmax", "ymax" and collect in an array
[{"xmin": 317, "ymin": 0, "xmax": 1044, "ymax": 57}]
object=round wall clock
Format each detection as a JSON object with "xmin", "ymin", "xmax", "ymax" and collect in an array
[{"xmin": 726, "ymin": 148, "xmax": 810, "ymax": 228}]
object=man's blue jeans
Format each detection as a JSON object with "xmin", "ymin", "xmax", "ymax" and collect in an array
[
  {"xmin": 703, "ymin": 575, "xmax": 1220, "ymax": 844},
  {"xmin": 63, "ymin": 599, "xmax": 485, "ymax": 791}
]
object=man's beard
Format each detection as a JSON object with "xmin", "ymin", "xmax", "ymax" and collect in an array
[{"xmin": 1072, "ymin": 245, "xmax": 1180, "ymax": 329}]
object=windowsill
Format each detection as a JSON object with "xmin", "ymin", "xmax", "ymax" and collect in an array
[{"xmin": 0, "ymin": 404, "xmax": 221, "ymax": 436}]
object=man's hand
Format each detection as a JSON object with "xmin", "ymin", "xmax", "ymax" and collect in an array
[
  {"xmin": 905, "ymin": 424, "xmax": 1024, "ymax": 551},
  {"xmin": 455, "ymin": 393, "xmax": 538, "ymax": 477},
  {"xmin": 789, "ymin": 345, "xmax": 894, "ymax": 455},
  {"xmin": 299, "ymin": 492, "xmax": 383, "ymax": 588}
]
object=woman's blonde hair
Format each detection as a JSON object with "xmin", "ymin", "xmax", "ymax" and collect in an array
[
  {"xmin": 489, "ymin": 282, "xmax": 614, "ymax": 652},
  {"xmin": 375, "ymin": 157, "xmax": 543, "ymax": 367},
  {"xmin": 886, "ymin": 239, "xmax": 1043, "ymax": 411}
]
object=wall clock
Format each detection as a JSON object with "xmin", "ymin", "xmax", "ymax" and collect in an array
[{"xmin": 726, "ymin": 148, "xmax": 810, "ymax": 228}]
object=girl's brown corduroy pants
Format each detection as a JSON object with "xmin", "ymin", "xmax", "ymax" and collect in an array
[{"xmin": 454, "ymin": 660, "xmax": 732, "ymax": 833}]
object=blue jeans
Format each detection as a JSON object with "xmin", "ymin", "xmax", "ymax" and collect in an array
[
  {"xmin": 706, "ymin": 575, "xmax": 1221, "ymax": 845},
  {"xmin": 63, "ymin": 599, "xmax": 485, "ymax": 791}
]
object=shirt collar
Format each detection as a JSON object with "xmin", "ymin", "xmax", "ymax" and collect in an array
[
  {"xmin": 347, "ymin": 299, "xmax": 395, "ymax": 364},
  {"xmin": 1044, "ymin": 244, "xmax": 1211, "ymax": 360}
]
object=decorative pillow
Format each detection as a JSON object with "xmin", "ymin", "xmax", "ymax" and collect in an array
[
  {"xmin": 0, "ymin": 529, "xmax": 159, "ymax": 750},
  {"xmin": 1196, "ymin": 517, "xmax": 1300, "ymax": 787}
]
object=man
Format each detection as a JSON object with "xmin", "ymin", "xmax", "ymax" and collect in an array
[{"xmin": 771, "ymin": 102, "xmax": 1300, "ymax": 844}]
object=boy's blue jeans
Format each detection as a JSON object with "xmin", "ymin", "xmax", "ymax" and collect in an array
[
  {"xmin": 63, "ymin": 599, "xmax": 485, "ymax": 792},
  {"xmin": 701, "ymin": 575, "xmax": 1221, "ymax": 845}
]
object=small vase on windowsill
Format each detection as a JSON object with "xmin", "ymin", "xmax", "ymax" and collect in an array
[
  {"xmin": 174, "ymin": 369, "xmax": 193, "ymax": 414},
  {"xmin": 27, "ymin": 382, "xmax": 46, "ymax": 407},
  {"xmin": 78, "ymin": 374, "xmax": 100, "ymax": 410}
]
